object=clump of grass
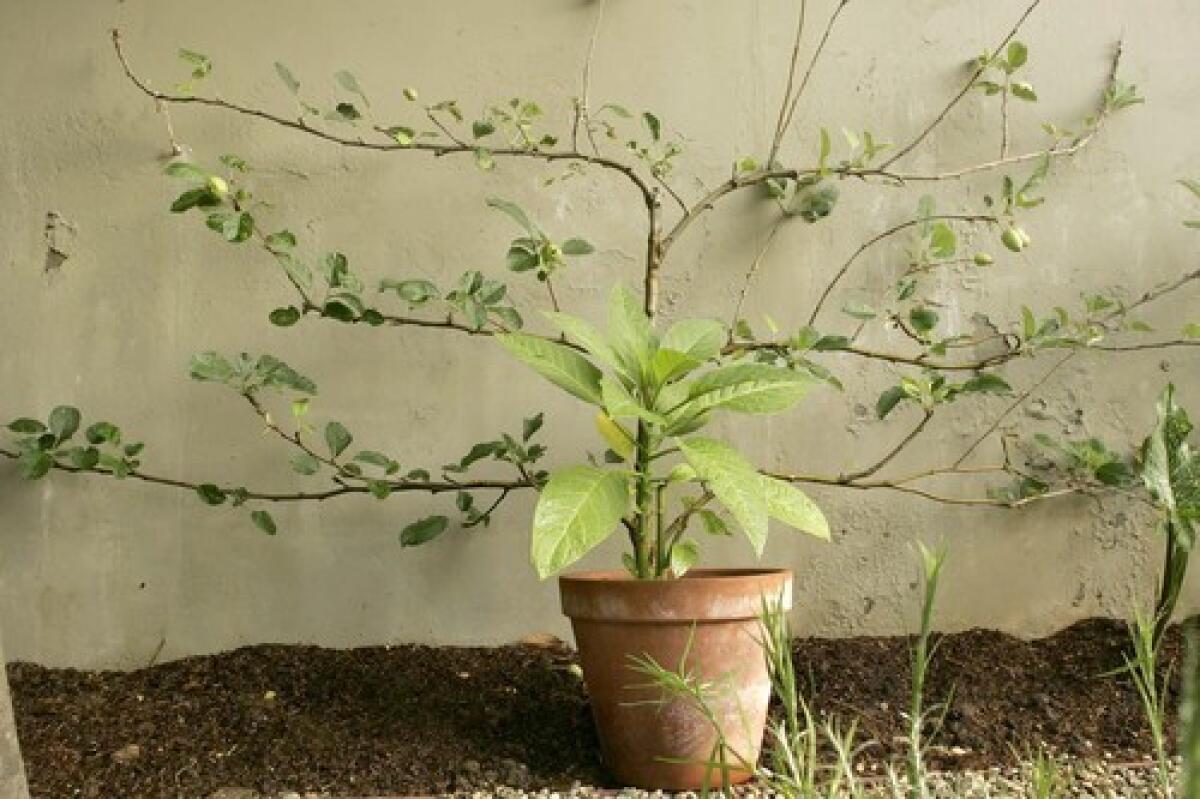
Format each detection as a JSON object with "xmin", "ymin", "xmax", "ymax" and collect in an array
[
  {"xmin": 1125, "ymin": 607, "xmax": 1175, "ymax": 796},
  {"xmin": 904, "ymin": 543, "xmax": 951, "ymax": 799},
  {"xmin": 1023, "ymin": 744, "xmax": 1073, "ymax": 799}
]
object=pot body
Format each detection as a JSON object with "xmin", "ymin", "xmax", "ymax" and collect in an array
[{"xmin": 559, "ymin": 568, "xmax": 793, "ymax": 790}]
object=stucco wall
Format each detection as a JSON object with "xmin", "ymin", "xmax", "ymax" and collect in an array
[{"xmin": 1, "ymin": 0, "xmax": 1198, "ymax": 668}]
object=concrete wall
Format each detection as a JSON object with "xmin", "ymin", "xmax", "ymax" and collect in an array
[{"xmin": 1, "ymin": 0, "xmax": 1198, "ymax": 668}]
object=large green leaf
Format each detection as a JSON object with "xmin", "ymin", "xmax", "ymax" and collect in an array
[
  {"xmin": 1142, "ymin": 384, "xmax": 1199, "ymax": 546},
  {"xmin": 681, "ymin": 363, "xmax": 816, "ymax": 415},
  {"xmin": 531, "ymin": 466, "xmax": 629, "ymax": 578},
  {"xmin": 761, "ymin": 475, "xmax": 830, "ymax": 540},
  {"xmin": 661, "ymin": 318, "xmax": 725, "ymax": 363},
  {"xmin": 497, "ymin": 333, "xmax": 603, "ymax": 405},
  {"xmin": 542, "ymin": 311, "xmax": 622, "ymax": 372},
  {"xmin": 651, "ymin": 349, "xmax": 702, "ymax": 385},
  {"xmin": 607, "ymin": 284, "xmax": 657, "ymax": 379},
  {"xmin": 678, "ymin": 437, "xmax": 767, "ymax": 554}
]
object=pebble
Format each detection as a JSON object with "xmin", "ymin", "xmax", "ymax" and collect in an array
[{"xmin": 232, "ymin": 755, "xmax": 1185, "ymax": 798}]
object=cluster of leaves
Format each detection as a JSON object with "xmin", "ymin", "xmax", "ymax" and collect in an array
[
  {"xmin": 984, "ymin": 155, "xmax": 1049, "ymax": 253},
  {"xmin": 1017, "ymin": 292, "xmax": 1150, "ymax": 351},
  {"xmin": 6, "ymin": 407, "xmax": 144, "ymax": 481},
  {"xmin": 400, "ymin": 414, "xmax": 550, "ymax": 547},
  {"xmin": 487, "ymin": 197, "xmax": 594, "ymax": 282},
  {"xmin": 380, "ymin": 269, "xmax": 523, "ymax": 331},
  {"xmin": 975, "ymin": 40, "xmax": 1038, "ymax": 103},
  {"xmin": 876, "ymin": 371, "xmax": 1011, "ymax": 419},
  {"xmin": 496, "ymin": 284, "xmax": 829, "ymax": 579}
]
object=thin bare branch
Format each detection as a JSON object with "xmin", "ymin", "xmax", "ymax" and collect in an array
[
  {"xmin": 772, "ymin": 0, "xmax": 851, "ymax": 163},
  {"xmin": 879, "ymin": 0, "xmax": 1043, "ymax": 169},
  {"xmin": 840, "ymin": 409, "xmax": 934, "ymax": 482},
  {"xmin": 807, "ymin": 213, "xmax": 996, "ymax": 325},
  {"xmin": 768, "ymin": 0, "xmax": 808, "ymax": 165},
  {"xmin": 728, "ymin": 218, "xmax": 785, "ymax": 331}
]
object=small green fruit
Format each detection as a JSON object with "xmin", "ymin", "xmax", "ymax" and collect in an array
[
  {"xmin": 972, "ymin": 252, "xmax": 994, "ymax": 266},
  {"xmin": 1000, "ymin": 227, "xmax": 1024, "ymax": 252},
  {"xmin": 403, "ymin": 87, "xmax": 419, "ymax": 102},
  {"xmin": 206, "ymin": 176, "xmax": 230, "ymax": 198}
]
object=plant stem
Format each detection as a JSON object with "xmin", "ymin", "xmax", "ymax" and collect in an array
[{"xmin": 633, "ymin": 422, "xmax": 654, "ymax": 578}]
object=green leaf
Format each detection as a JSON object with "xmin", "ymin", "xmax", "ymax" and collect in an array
[
  {"xmin": 506, "ymin": 239, "xmax": 541, "ymax": 272},
  {"xmin": 651, "ymin": 349, "xmax": 702, "ymax": 385},
  {"xmin": 789, "ymin": 183, "xmax": 838, "ymax": 223},
  {"xmin": 264, "ymin": 230, "xmax": 297, "ymax": 251},
  {"xmin": 1006, "ymin": 41, "xmax": 1028, "ymax": 70},
  {"xmin": 164, "ymin": 161, "xmax": 208, "ymax": 181},
  {"xmin": 66, "ymin": 446, "xmax": 100, "ymax": 470},
  {"xmin": 961, "ymin": 373, "xmax": 1012, "ymax": 395},
  {"xmin": 698, "ymin": 509, "xmax": 731, "ymax": 537},
  {"xmin": 329, "ymin": 102, "xmax": 361, "ymax": 121},
  {"xmin": 334, "ymin": 69, "xmax": 369, "ymax": 106},
  {"xmin": 290, "ymin": 453, "xmax": 321, "ymax": 475},
  {"xmin": 682, "ymin": 364, "xmax": 815, "ymax": 415},
  {"xmin": 929, "ymin": 222, "xmax": 957, "ymax": 258},
  {"xmin": 642, "ymin": 111, "xmax": 661, "ymax": 141},
  {"xmin": 661, "ymin": 318, "xmax": 725, "ymax": 363},
  {"xmin": 170, "ymin": 187, "xmax": 218, "ymax": 213},
  {"xmin": 178, "ymin": 48, "xmax": 212, "ymax": 79},
  {"xmin": 841, "ymin": 303, "xmax": 877, "ymax": 321},
  {"xmin": 607, "ymin": 284, "xmax": 657, "ymax": 377},
  {"xmin": 1180, "ymin": 179, "xmax": 1200, "ymax": 200},
  {"xmin": 496, "ymin": 333, "xmax": 603, "ymax": 406},
  {"xmin": 486, "ymin": 197, "xmax": 537, "ymax": 236},
  {"xmin": 474, "ymin": 148, "xmax": 495, "ymax": 171},
  {"xmin": 274, "ymin": 62, "xmax": 300, "ymax": 94},
  {"xmin": 8, "ymin": 418, "xmax": 46, "ymax": 434},
  {"xmin": 761, "ymin": 475, "xmax": 829, "ymax": 540},
  {"xmin": 541, "ymin": 311, "xmax": 621, "ymax": 371},
  {"xmin": 1010, "ymin": 81, "xmax": 1038, "ymax": 102},
  {"xmin": 380, "ymin": 278, "xmax": 439, "ymax": 305},
  {"xmin": 522, "ymin": 413, "xmax": 544, "ymax": 442},
  {"xmin": 909, "ymin": 307, "xmax": 939, "ymax": 336},
  {"xmin": 678, "ymin": 437, "xmax": 768, "ymax": 554},
  {"xmin": 877, "ymin": 386, "xmax": 906, "ymax": 419},
  {"xmin": 354, "ymin": 450, "xmax": 399, "ymax": 473},
  {"xmin": 276, "ymin": 254, "xmax": 313, "ymax": 292},
  {"xmin": 269, "ymin": 306, "xmax": 302, "ymax": 327},
  {"xmin": 251, "ymin": 510, "xmax": 278, "ymax": 535},
  {"xmin": 196, "ymin": 483, "xmax": 227, "ymax": 505},
  {"xmin": 386, "ymin": 126, "xmax": 415, "ymax": 146},
  {"xmin": 561, "ymin": 238, "xmax": 595, "ymax": 256},
  {"xmin": 669, "ymin": 540, "xmax": 700, "ymax": 576},
  {"xmin": 400, "ymin": 515, "xmax": 449, "ymax": 546},
  {"xmin": 1184, "ymin": 323, "xmax": 1200, "ymax": 339},
  {"xmin": 530, "ymin": 466, "xmax": 629, "ymax": 578},
  {"xmin": 324, "ymin": 421, "xmax": 352, "ymax": 458},
  {"xmin": 18, "ymin": 450, "xmax": 53, "ymax": 480},
  {"xmin": 189, "ymin": 352, "xmax": 234, "ymax": 383},
  {"xmin": 367, "ymin": 480, "xmax": 392, "ymax": 500},
  {"xmin": 473, "ymin": 119, "xmax": 496, "ymax": 138},
  {"xmin": 48, "ymin": 406, "xmax": 81, "ymax": 442}
]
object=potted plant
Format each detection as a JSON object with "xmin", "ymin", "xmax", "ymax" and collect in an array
[{"xmin": 4, "ymin": 3, "xmax": 1198, "ymax": 790}]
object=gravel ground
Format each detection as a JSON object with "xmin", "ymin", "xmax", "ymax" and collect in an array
[{"xmin": 204, "ymin": 756, "xmax": 1183, "ymax": 798}]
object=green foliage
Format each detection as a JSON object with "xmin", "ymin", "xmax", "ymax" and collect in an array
[
  {"xmin": 189, "ymin": 351, "xmax": 317, "ymax": 396},
  {"xmin": 501, "ymin": 284, "xmax": 827, "ymax": 578},
  {"xmin": 1124, "ymin": 609, "xmax": 1173, "ymax": 795}
]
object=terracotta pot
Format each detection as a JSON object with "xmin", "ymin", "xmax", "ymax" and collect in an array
[{"xmin": 559, "ymin": 568, "xmax": 793, "ymax": 790}]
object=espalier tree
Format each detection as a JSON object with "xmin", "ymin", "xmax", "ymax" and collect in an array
[{"xmin": 3, "ymin": 2, "xmax": 1199, "ymax": 580}]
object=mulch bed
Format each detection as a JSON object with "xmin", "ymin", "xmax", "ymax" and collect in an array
[{"xmin": 8, "ymin": 618, "xmax": 1184, "ymax": 798}]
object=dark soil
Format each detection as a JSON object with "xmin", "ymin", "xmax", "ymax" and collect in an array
[{"xmin": 8, "ymin": 619, "xmax": 1184, "ymax": 798}]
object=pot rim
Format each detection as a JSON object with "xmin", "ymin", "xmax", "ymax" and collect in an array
[{"xmin": 559, "ymin": 567, "xmax": 791, "ymax": 585}]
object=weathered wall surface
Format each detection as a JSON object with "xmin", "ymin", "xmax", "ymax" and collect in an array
[{"xmin": 1, "ymin": 0, "xmax": 1198, "ymax": 668}]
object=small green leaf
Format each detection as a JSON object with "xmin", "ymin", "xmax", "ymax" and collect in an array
[
  {"xmin": 7, "ymin": 418, "xmax": 46, "ymax": 434},
  {"xmin": 18, "ymin": 450, "xmax": 53, "ymax": 480},
  {"xmin": 269, "ymin": 307, "xmax": 301, "ymax": 327},
  {"xmin": 669, "ymin": 540, "xmax": 700, "ymax": 576},
  {"xmin": 877, "ymin": 386, "xmax": 906, "ymax": 419},
  {"xmin": 48, "ymin": 406, "xmax": 81, "ymax": 442},
  {"xmin": 275, "ymin": 62, "xmax": 300, "ymax": 94},
  {"xmin": 196, "ymin": 483, "xmax": 227, "ymax": 505},
  {"xmin": 251, "ymin": 510, "xmax": 278, "ymax": 535},
  {"xmin": 334, "ymin": 70, "xmax": 369, "ymax": 106},
  {"xmin": 642, "ymin": 111, "xmax": 661, "ymax": 141},
  {"xmin": 909, "ymin": 307, "xmax": 939, "ymax": 336},
  {"xmin": 961, "ymin": 373, "xmax": 1012, "ymax": 395},
  {"xmin": 929, "ymin": 222, "xmax": 957, "ymax": 258},
  {"xmin": 561, "ymin": 238, "xmax": 595, "ymax": 256},
  {"xmin": 1010, "ymin": 81, "xmax": 1038, "ymax": 102},
  {"xmin": 401, "ymin": 515, "xmax": 449, "ymax": 546},
  {"xmin": 1006, "ymin": 41, "xmax": 1029, "ymax": 70},
  {"xmin": 472, "ymin": 119, "xmax": 496, "ymax": 138},
  {"xmin": 474, "ymin": 148, "xmax": 495, "ymax": 171},
  {"xmin": 324, "ymin": 421, "xmax": 352, "ymax": 458},
  {"xmin": 291, "ymin": 453, "xmax": 321, "ymax": 475},
  {"xmin": 486, "ymin": 197, "xmax": 537, "ymax": 236}
]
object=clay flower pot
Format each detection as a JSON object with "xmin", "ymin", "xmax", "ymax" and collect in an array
[{"xmin": 559, "ymin": 568, "xmax": 793, "ymax": 789}]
